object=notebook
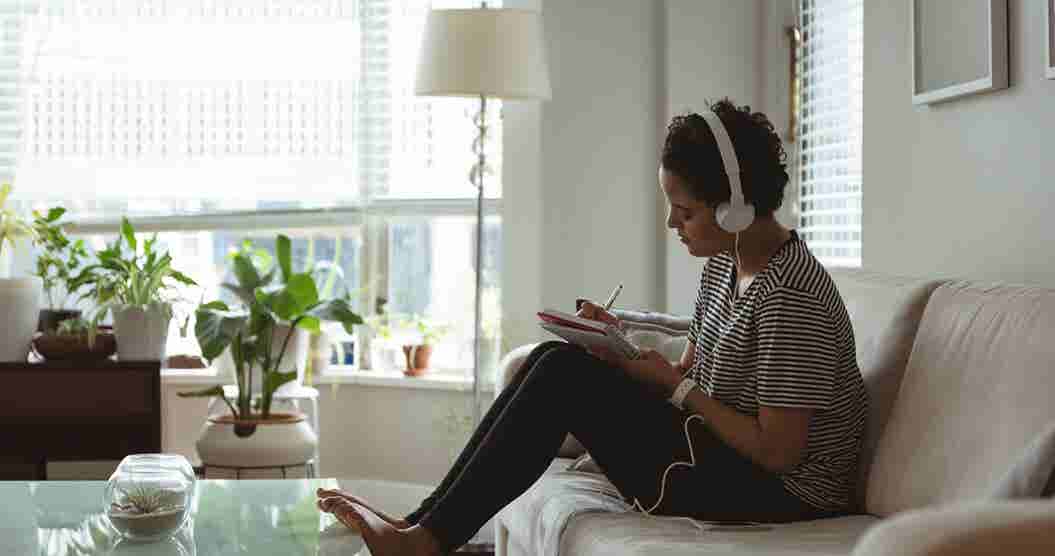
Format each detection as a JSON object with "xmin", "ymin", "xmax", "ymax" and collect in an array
[{"xmin": 537, "ymin": 309, "xmax": 641, "ymax": 360}]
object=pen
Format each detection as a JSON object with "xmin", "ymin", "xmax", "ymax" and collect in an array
[{"xmin": 603, "ymin": 283, "xmax": 623, "ymax": 311}]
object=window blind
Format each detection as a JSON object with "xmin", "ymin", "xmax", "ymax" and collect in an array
[
  {"xmin": 797, "ymin": 0, "xmax": 863, "ymax": 267},
  {"xmin": 9, "ymin": 0, "xmax": 500, "ymax": 218},
  {"xmin": 0, "ymin": 0, "xmax": 36, "ymax": 187}
]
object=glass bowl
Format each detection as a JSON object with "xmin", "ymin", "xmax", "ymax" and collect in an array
[{"xmin": 104, "ymin": 454, "xmax": 195, "ymax": 541}]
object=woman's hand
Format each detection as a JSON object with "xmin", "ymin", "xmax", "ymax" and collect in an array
[
  {"xmin": 576, "ymin": 300, "xmax": 620, "ymax": 327},
  {"xmin": 593, "ymin": 348, "xmax": 682, "ymax": 399}
]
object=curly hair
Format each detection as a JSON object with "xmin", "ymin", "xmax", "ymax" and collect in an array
[{"xmin": 661, "ymin": 98, "xmax": 789, "ymax": 217}]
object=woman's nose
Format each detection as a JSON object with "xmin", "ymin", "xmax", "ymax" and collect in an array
[{"xmin": 666, "ymin": 208, "xmax": 676, "ymax": 229}]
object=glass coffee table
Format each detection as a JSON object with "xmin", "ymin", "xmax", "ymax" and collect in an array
[{"xmin": 1, "ymin": 478, "xmax": 491, "ymax": 555}]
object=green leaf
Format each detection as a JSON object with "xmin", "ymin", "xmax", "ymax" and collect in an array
[
  {"xmin": 195, "ymin": 304, "xmax": 249, "ymax": 361},
  {"xmin": 232, "ymin": 252, "xmax": 262, "ymax": 293},
  {"xmin": 263, "ymin": 369, "xmax": 297, "ymax": 400},
  {"xmin": 304, "ymin": 298, "xmax": 364, "ymax": 333},
  {"xmin": 177, "ymin": 385, "xmax": 226, "ymax": 399},
  {"xmin": 276, "ymin": 234, "xmax": 292, "ymax": 283},
  {"xmin": 169, "ymin": 269, "xmax": 197, "ymax": 286},
  {"xmin": 261, "ymin": 273, "xmax": 318, "ymax": 321},
  {"xmin": 45, "ymin": 207, "xmax": 65, "ymax": 222},
  {"xmin": 120, "ymin": 217, "xmax": 137, "ymax": 253}
]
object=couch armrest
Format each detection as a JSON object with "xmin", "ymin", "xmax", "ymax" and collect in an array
[
  {"xmin": 494, "ymin": 342, "xmax": 586, "ymax": 459},
  {"xmin": 853, "ymin": 500, "xmax": 1055, "ymax": 556},
  {"xmin": 495, "ymin": 343, "xmax": 541, "ymax": 396}
]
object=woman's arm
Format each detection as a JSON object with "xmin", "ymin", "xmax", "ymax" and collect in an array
[
  {"xmin": 680, "ymin": 391, "xmax": 812, "ymax": 474},
  {"xmin": 672, "ymin": 340, "xmax": 695, "ymax": 376},
  {"xmin": 618, "ymin": 351, "xmax": 812, "ymax": 474}
]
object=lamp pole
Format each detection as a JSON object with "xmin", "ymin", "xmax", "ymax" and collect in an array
[{"xmin": 470, "ymin": 92, "xmax": 487, "ymax": 426}]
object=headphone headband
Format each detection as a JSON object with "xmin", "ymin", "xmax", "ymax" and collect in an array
[{"xmin": 700, "ymin": 111, "xmax": 744, "ymax": 207}]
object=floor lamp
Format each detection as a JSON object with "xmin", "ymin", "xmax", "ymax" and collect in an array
[{"xmin": 414, "ymin": 6, "xmax": 551, "ymax": 425}]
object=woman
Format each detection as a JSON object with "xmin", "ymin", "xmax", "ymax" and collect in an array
[{"xmin": 316, "ymin": 99, "xmax": 868, "ymax": 555}]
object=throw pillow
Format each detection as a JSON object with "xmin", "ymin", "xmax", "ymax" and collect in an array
[{"xmin": 989, "ymin": 422, "xmax": 1055, "ymax": 499}]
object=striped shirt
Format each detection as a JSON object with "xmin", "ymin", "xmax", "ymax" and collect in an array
[{"xmin": 687, "ymin": 231, "xmax": 867, "ymax": 512}]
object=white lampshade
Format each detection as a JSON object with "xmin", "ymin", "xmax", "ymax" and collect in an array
[{"xmin": 414, "ymin": 8, "xmax": 551, "ymax": 101}]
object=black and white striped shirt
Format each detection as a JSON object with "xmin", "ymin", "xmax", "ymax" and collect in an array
[{"xmin": 687, "ymin": 231, "xmax": 867, "ymax": 512}]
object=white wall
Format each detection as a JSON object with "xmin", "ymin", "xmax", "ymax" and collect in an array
[
  {"xmin": 663, "ymin": 0, "xmax": 765, "ymax": 313},
  {"xmin": 537, "ymin": 0, "xmax": 664, "ymax": 314},
  {"xmin": 160, "ymin": 382, "xmax": 485, "ymax": 484},
  {"xmin": 864, "ymin": 0, "xmax": 1055, "ymax": 284}
]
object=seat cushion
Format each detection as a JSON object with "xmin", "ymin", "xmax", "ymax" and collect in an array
[
  {"xmin": 499, "ymin": 460, "xmax": 879, "ymax": 556},
  {"xmin": 866, "ymin": 281, "xmax": 1055, "ymax": 515},
  {"xmin": 558, "ymin": 512, "xmax": 880, "ymax": 556}
]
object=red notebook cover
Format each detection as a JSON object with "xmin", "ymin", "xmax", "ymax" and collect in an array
[{"xmin": 537, "ymin": 311, "xmax": 606, "ymax": 334}]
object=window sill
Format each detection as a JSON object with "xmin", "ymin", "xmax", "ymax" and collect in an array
[{"xmin": 161, "ymin": 367, "xmax": 495, "ymax": 393}]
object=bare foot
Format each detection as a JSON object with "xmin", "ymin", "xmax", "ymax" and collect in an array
[
  {"xmin": 316, "ymin": 487, "xmax": 410, "ymax": 528},
  {"xmin": 340, "ymin": 502, "xmax": 443, "ymax": 556}
]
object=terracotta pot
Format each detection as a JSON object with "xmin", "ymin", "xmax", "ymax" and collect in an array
[
  {"xmin": 195, "ymin": 412, "xmax": 317, "ymax": 468},
  {"xmin": 33, "ymin": 330, "xmax": 117, "ymax": 361},
  {"xmin": 402, "ymin": 344, "xmax": 434, "ymax": 376}
]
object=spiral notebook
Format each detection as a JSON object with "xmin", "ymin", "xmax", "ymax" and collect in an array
[{"xmin": 537, "ymin": 309, "xmax": 641, "ymax": 360}]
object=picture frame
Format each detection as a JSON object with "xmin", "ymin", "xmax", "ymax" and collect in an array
[
  {"xmin": 911, "ymin": 0, "xmax": 1008, "ymax": 105},
  {"xmin": 1047, "ymin": 0, "xmax": 1055, "ymax": 79}
]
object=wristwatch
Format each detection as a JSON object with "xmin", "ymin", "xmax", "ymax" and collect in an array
[{"xmin": 668, "ymin": 377, "xmax": 698, "ymax": 410}]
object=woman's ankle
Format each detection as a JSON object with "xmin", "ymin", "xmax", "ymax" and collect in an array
[{"xmin": 407, "ymin": 524, "xmax": 444, "ymax": 556}]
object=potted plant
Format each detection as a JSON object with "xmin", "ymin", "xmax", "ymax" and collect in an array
[
  {"xmin": 0, "ymin": 184, "xmax": 43, "ymax": 362},
  {"xmin": 81, "ymin": 217, "xmax": 197, "ymax": 361},
  {"xmin": 178, "ymin": 234, "xmax": 363, "ymax": 468},
  {"xmin": 32, "ymin": 316, "xmax": 117, "ymax": 361},
  {"xmin": 402, "ymin": 314, "xmax": 450, "ymax": 377},
  {"xmin": 365, "ymin": 306, "xmax": 410, "ymax": 372},
  {"xmin": 211, "ymin": 238, "xmax": 347, "ymax": 393},
  {"xmin": 31, "ymin": 206, "xmax": 95, "ymax": 333}
]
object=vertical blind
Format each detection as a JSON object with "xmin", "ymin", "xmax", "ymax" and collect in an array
[{"xmin": 797, "ymin": 0, "xmax": 863, "ymax": 267}]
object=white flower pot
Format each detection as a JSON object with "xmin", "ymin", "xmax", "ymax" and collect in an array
[
  {"xmin": 213, "ymin": 323, "xmax": 308, "ymax": 395},
  {"xmin": 195, "ymin": 413, "xmax": 318, "ymax": 468},
  {"xmin": 0, "ymin": 277, "xmax": 42, "ymax": 362},
  {"xmin": 112, "ymin": 304, "xmax": 171, "ymax": 361}
]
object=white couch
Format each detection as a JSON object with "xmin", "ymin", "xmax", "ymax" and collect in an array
[{"xmin": 493, "ymin": 269, "xmax": 1055, "ymax": 556}]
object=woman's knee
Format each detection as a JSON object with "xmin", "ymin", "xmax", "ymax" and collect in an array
[
  {"xmin": 527, "ymin": 340, "xmax": 569, "ymax": 361},
  {"xmin": 525, "ymin": 343, "xmax": 611, "ymax": 390}
]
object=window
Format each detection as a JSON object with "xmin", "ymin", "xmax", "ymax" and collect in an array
[
  {"xmin": 796, "ymin": 0, "xmax": 863, "ymax": 267},
  {"xmin": 9, "ymin": 0, "xmax": 503, "ymax": 376}
]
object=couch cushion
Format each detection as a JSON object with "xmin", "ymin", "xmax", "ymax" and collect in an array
[
  {"xmin": 613, "ymin": 308, "xmax": 691, "ymax": 363},
  {"xmin": 499, "ymin": 461, "xmax": 879, "ymax": 556},
  {"xmin": 866, "ymin": 281, "xmax": 1055, "ymax": 515},
  {"xmin": 558, "ymin": 512, "xmax": 880, "ymax": 556},
  {"xmin": 827, "ymin": 269, "xmax": 945, "ymax": 511},
  {"xmin": 988, "ymin": 421, "xmax": 1055, "ymax": 499}
]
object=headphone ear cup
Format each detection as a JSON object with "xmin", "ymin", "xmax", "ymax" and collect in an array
[{"xmin": 715, "ymin": 202, "xmax": 755, "ymax": 233}]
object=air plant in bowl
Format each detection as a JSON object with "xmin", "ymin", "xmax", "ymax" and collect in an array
[{"xmin": 107, "ymin": 484, "xmax": 188, "ymax": 541}]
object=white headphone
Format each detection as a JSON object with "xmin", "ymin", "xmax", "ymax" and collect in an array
[{"xmin": 700, "ymin": 112, "xmax": 755, "ymax": 233}]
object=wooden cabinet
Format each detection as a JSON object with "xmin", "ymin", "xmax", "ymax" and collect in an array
[{"xmin": 0, "ymin": 360, "xmax": 161, "ymax": 479}]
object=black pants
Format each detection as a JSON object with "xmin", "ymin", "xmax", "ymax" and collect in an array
[{"xmin": 405, "ymin": 342, "xmax": 830, "ymax": 552}]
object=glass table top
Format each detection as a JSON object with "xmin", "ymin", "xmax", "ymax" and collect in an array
[{"xmin": 0, "ymin": 478, "xmax": 433, "ymax": 556}]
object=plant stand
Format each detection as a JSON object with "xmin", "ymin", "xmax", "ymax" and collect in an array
[
  {"xmin": 204, "ymin": 384, "xmax": 321, "ymax": 477},
  {"xmin": 197, "ymin": 461, "xmax": 315, "ymax": 480}
]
